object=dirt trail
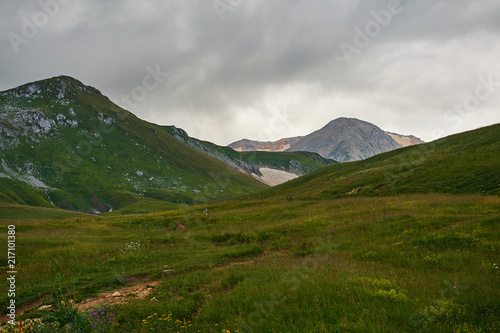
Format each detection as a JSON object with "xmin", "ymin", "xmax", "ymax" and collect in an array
[
  {"xmin": 0, "ymin": 278, "xmax": 162, "ymax": 324},
  {"xmin": 175, "ymin": 221, "xmax": 186, "ymax": 230},
  {"xmin": 76, "ymin": 280, "xmax": 161, "ymax": 312}
]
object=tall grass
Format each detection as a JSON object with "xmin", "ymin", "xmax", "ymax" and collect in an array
[{"xmin": 1, "ymin": 194, "xmax": 498, "ymax": 332}]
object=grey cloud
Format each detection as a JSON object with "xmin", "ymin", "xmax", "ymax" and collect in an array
[{"xmin": 1, "ymin": 0, "xmax": 499, "ymax": 145}]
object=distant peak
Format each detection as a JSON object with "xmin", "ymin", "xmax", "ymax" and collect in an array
[
  {"xmin": 1, "ymin": 75, "xmax": 104, "ymax": 100},
  {"xmin": 327, "ymin": 117, "xmax": 364, "ymax": 124},
  {"xmin": 322, "ymin": 117, "xmax": 377, "ymax": 130},
  {"xmin": 54, "ymin": 75, "xmax": 84, "ymax": 86}
]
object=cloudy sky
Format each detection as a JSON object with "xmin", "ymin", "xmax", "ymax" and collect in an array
[{"xmin": 1, "ymin": 0, "xmax": 500, "ymax": 145}]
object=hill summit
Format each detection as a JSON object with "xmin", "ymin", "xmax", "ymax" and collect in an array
[
  {"xmin": 229, "ymin": 117, "xmax": 424, "ymax": 162},
  {"xmin": 0, "ymin": 76, "xmax": 334, "ymax": 213},
  {"xmin": 0, "ymin": 76, "xmax": 271, "ymax": 213}
]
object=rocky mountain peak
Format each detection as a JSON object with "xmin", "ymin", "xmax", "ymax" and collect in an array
[{"xmin": 229, "ymin": 117, "xmax": 423, "ymax": 163}]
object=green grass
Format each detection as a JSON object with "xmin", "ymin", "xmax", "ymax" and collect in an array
[
  {"xmin": 0, "ymin": 76, "xmax": 269, "ymax": 213},
  {"xmin": 160, "ymin": 125, "xmax": 335, "ymax": 178},
  {"xmin": 239, "ymin": 150, "xmax": 336, "ymax": 172},
  {"xmin": 1, "ymin": 80, "xmax": 498, "ymax": 332},
  {"xmin": 0, "ymin": 203, "xmax": 91, "ymax": 222},
  {"xmin": 1, "ymin": 194, "xmax": 498, "ymax": 332},
  {"xmin": 254, "ymin": 123, "xmax": 500, "ymax": 200}
]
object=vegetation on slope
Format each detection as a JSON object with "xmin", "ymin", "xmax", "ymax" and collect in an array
[
  {"xmin": 0, "ymin": 76, "xmax": 268, "ymax": 213},
  {"xmin": 255, "ymin": 123, "xmax": 500, "ymax": 200},
  {"xmin": 161, "ymin": 125, "xmax": 336, "ymax": 176},
  {"xmin": 0, "ymin": 194, "xmax": 498, "ymax": 332}
]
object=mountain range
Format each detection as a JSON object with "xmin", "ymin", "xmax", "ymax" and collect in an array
[
  {"xmin": 255, "ymin": 122, "xmax": 500, "ymax": 200},
  {"xmin": 229, "ymin": 117, "xmax": 424, "ymax": 162},
  {"xmin": 1, "ymin": 78, "xmax": 498, "ymax": 333},
  {"xmin": 0, "ymin": 76, "xmax": 333, "ymax": 213},
  {"xmin": 4, "ymin": 75, "xmax": 490, "ymax": 216}
]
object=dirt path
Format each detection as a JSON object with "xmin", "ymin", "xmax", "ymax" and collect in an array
[
  {"xmin": 175, "ymin": 221, "xmax": 186, "ymax": 230},
  {"xmin": 0, "ymin": 278, "xmax": 162, "ymax": 324},
  {"xmin": 76, "ymin": 280, "xmax": 161, "ymax": 312}
]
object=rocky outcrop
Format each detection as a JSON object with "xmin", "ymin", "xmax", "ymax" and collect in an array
[
  {"xmin": 287, "ymin": 118, "xmax": 402, "ymax": 162},
  {"xmin": 229, "ymin": 118, "xmax": 424, "ymax": 163},
  {"xmin": 386, "ymin": 132, "xmax": 425, "ymax": 147},
  {"xmin": 229, "ymin": 137, "xmax": 302, "ymax": 152}
]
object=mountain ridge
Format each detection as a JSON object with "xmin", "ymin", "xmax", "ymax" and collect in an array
[
  {"xmin": 0, "ymin": 76, "xmax": 334, "ymax": 213},
  {"xmin": 162, "ymin": 125, "xmax": 335, "ymax": 185},
  {"xmin": 0, "ymin": 76, "xmax": 269, "ymax": 213},
  {"xmin": 229, "ymin": 117, "xmax": 424, "ymax": 162},
  {"xmin": 251, "ymin": 122, "xmax": 500, "ymax": 200}
]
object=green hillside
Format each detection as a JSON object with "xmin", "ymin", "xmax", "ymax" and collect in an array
[
  {"xmin": 1, "ymin": 194, "xmax": 498, "ymax": 332},
  {"xmin": 1, "ymin": 78, "xmax": 498, "ymax": 332},
  {"xmin": 161, "ymin": 125, "xmax": 336, "ymax": 176},
  {"xmin": 0, "ymin": 76, "xmax": 268, "ymax": 213},
  {"xmin": 255, "ymin": 123, "xmax": 500, "ymax": 200}
]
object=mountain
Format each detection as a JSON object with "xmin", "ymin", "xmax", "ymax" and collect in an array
[
  {"xmin": 0, "ymin": 76, "xmax": 335, "ymax": 213},
  {"xmin": 229, "ymin": 117, "xmax": 424, "ymax": 162},
  {"xmin": 386, "ymin": 132, "xmax": 425, "ymax": 147},
  {"xmin": 253, "ymin": 123, "xmax": 500, "ymax": 200},
  {"xmin": 162, "ymin": 126, "xmax": 335, "ymax": 186},
  {"xmin": 0, "ymin": 76, "xmax": 269, "ymax": 213},
  {"xmin": 229, "ymin": 137, "xmax": 303, "ymax": 152},
  {"xmin": 287, "ymin": 118, "xmax": 402, "ymax": 162}
]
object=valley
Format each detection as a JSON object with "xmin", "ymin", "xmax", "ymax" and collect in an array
[
  {"xmin": 0, "ymin": 110, "xmax": 498, "ymax": 332},
  {"xmin": 0, "ymin": 194, "xmax": 498, "ymax": 332}
]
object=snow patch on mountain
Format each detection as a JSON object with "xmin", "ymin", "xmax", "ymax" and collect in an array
[
  {"xmin": 0, "ymin": 159, "xmax": 49, "ymax": 188},
  {"xmin": 251, "ymin": 168, "xmax": 298, "ymax": 186}
]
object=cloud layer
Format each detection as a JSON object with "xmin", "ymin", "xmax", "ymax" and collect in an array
[{"xmin": 2, "ymin": 0, "xmax": 500, "ymax": 145}]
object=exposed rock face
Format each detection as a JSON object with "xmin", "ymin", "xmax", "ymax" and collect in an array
[
  {"xmin": 386, "ymin": 132, "xmax": 425, "ymax": 147},
  {"xmin": 229, "ymin": 117, "xmax": 424, "ymax": 163},
  {"xmin": 287, "ymin": 118, "xmax": 402, "ymax": 162},
  {"xmin": 229, "ymin": 137, "xmax": 302, "ymax": 152},
  {"xmin": 165, "ymin": 125, "xmax": 334, "ymax": 182}
]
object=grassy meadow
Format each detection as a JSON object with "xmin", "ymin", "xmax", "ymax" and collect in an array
[{"xmin": 1, "ymin": 194, "xmax": 499, "ymax": 332}]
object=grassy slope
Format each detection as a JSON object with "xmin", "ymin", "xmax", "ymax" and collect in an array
[
  {"xmin": 0, "ymin": 203, "xmax": 91, "ymax": 222},
  {"xmin": 0, "ymin": 194, "xmax": 498, "ymax": 332},
  {"xmin": 254, "ymin": 123, "xmax": 500, "ymax": 200},
  {"xmin": 160, "ymin": 125, "xmax": 336, "ymax": 175},
  {"xmin": 0, "ymin": 77, "xmax": 268, "ymax": 213},
  {"xmin": 238, "ymin": 150, "xmax": 335, "ymax": 172},
  {"xmin": 0, "ymin": 124, "xmax": 498, "ymax": 331}
]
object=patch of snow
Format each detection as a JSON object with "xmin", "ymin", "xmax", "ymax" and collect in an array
[
  {"xmin": 136, "ymin": 171, "xmax": 143, "ymax": 177},
  {"xmin": 0, "ymin": 159, "xmax": 49, "ymax": 188},
  {"xmin": 24, "ymin": 175, "xmax": 49, "ymax": 188},
  {"xmin": 45, "ymin": 189, "xmax": 55, "ymax": 205},
  {"xmin": 68, "ymin": 108, "xmax": 77, "ymax": 117},
  {"xmin": 251, "ymin": 167, "xmax": 299, "ymax": 187}
]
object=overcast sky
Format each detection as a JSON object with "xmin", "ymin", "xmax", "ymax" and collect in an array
[{"xmin": 1, "ymin": 0, "xmax": 499, "ymax": 145}]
